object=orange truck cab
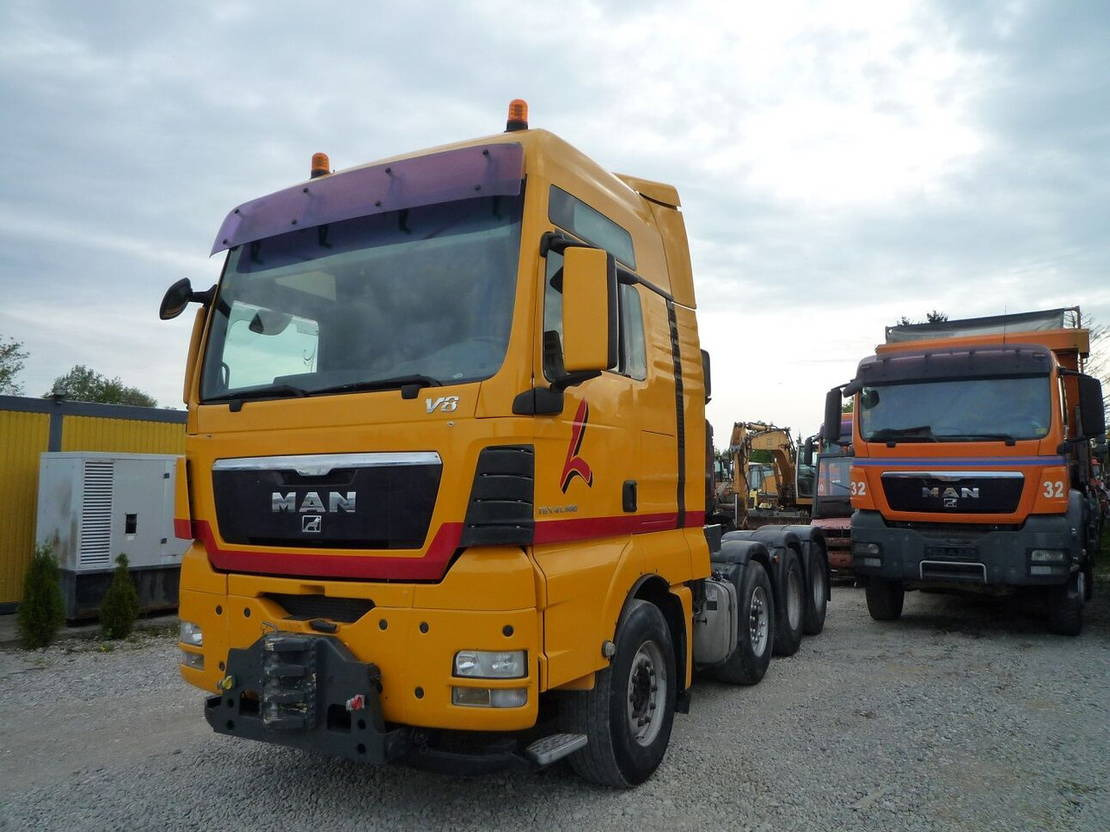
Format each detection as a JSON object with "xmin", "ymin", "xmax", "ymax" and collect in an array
[
  {"xmin": 824, "ymin": 309, "xmax": 1105, "ymax": 634},
  {"xmin": 161, "ymin": 102, "xmax": 830, "ymax": 786}
]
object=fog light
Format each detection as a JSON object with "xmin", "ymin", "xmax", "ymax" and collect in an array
[
  {"xmin": 452, "ymin": 686, "xmax": 491, "ymax": 707},
  {"xmin": 179, "ymin": 621, "xmax": 203, "ymax": 647},
  {"xmin": 453, "ymin": 650, "xmax": 526, "ymax": 679},
  {"xmin": 860, "ymin": 557, "xmax": 883, "ymax": 568},
  {"xmin": 451, "ymin": 686, "xmax": 528, "ymax": 708},
  {"xmin": 180, "ymin": 649, "xmax": 204, "ymax": 670},
  {"xmin": 1030, "ymin": 549, "xmax": 1067, "ymax": 563},
  {"xmin": 853, "ymin": 542, "xmax": 881, "ymax": 556}
]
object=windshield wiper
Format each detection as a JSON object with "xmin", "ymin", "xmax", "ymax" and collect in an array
[
  {"xmin": 938, "ymin": 433, "xmax": 1017, "ymax": 446},
  {"xmin": 219, "ymin": 383, "xmax": 308, "ymax": 402},
  {"xmin": 868, "ymin": 426, "xmax": 938, "ymax": 445},
  {"xmin": 309, "ymin": 374, "xmax": 441, "ymax": 398}
]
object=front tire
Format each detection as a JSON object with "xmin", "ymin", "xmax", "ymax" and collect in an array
[
  {"xmin": 712, "ymin": 560, "xmax": 775, "ymax": 685},
  {"xmin": 562, "ymin": 600, "xmax": 677, "ymax": 787},
  {"xmin": 865, "ymin": 578, "xmax": 904, "ymax": 621},
  {"xmin": 1048, "ymin": 572, "xmax": 1084, "ymax": 636},
  {"xmin": 773, "ymin": 547, "xmax": 805, "ymax": 656}
]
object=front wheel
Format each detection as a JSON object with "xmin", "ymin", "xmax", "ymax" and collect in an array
[
  {"xmin": 865, "ymin": 578, "xmax": 904, "ymax": 621},
  {"xmin": 712, "ymin": 560, "xmax": 775, "ymax": 685},
  {"xmin": 562, "ymin": 600, "xmax": 677, "ymax": 787},
  {"xmin": 1047, "ymin": 572, "xmax": 1084, "ymax": 636}
]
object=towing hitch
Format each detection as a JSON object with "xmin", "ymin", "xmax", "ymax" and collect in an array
[{"xmin": 205, "ymin": 633, "xmax": 410, "ymax": 763}]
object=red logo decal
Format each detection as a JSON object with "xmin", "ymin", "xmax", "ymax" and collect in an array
[{"xmin": 560, "ymin": 400, "xmax": 594, "ymax": 493}]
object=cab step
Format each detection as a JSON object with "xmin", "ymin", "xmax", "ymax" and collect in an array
[{"xmin": 524, "ymin": 733, "xmax": 587, "ymax": 767}]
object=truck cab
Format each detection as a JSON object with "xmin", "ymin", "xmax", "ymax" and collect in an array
[{"xmin": 825, "ymin": 309, "xmax": 1105, "ymax": 634}]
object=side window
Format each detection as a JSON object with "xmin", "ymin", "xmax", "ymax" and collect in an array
[
  {"xmin": 618, "ymin": 283, "xmax": 646, "ymax": 381},
  {"xmin": 541, "ymin": 249, "xmax": 646, "ymax": 382},
  {"xmin": 217, "ymin": 300, "xmax": 319, "ymax": 390}
]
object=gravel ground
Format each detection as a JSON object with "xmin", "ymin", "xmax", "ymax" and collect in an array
[{"xmin": 1, "ymin": 585, "xmax": 1108, "ymax": 832}]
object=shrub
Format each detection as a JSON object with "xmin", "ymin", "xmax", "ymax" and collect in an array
[
  {"xmin": 99, "ymin": 554, "xmax": 140, "ymax": 640},
  {"xmin": 18, "ymin": 543, "xmax": 65, "ymax": 649}
]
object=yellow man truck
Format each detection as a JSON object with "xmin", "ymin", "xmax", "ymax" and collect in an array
[
  {"xmin": 824, "ymin": 309, "xmax": 1105, "ymax": 635},
  {"xmin": 162, "ymin": 101, "xmax": 829, "ymax": 786}
]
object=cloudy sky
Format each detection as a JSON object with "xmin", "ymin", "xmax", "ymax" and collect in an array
[{"xmin": 1, "ymin": 0, "xmax": 1107, "ymax": 442}]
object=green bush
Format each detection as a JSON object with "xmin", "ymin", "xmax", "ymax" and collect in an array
[
  {"xmin": 99, "ymin": 554, "xmax": 140, "ymax": 640},
  {"xmin": 18, "ymin": 543, "xmax": 65, "ymax": 649}
]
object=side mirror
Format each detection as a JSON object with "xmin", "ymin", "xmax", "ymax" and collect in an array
[
  {"xmin": 561, "ymin": 247, "xmax": 617, "ymax": 373},
  {"xmin": 822, "ymin": 388, "xmax": 843, "ymax": 444},
  {"xmin": 159, "ymin": 278, "xmax": 212, "ymax": 320},
  {"xmin": 1078, "ymin": 374, "xmax": 1106, "ymax": 438},
  {"xmin": 802, "ymin": 438, "xmax": 814, "ymax": 466}
]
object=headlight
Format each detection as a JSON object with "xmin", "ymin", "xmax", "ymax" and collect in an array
[
  {"xmin": 179, "ymin": 621, "xmax": 203, "ymax": 647},
  {"xmin": 1030, "ymin": 549, "xmax": 1067, "ymax": 563},
  {"xmin": 453, "ymin": 650, "xmax": 526, "ymax": 679},
  {"xmin": 853, "ymin": 542, "xmax": 881, "ymax": 556},
  {"xmin": 180, "ymin": 649, "xmax": 204, "ymax": 670}
]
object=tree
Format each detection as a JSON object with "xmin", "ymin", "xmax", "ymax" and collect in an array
[
  {"xmin": 99, "ymin": 554, "xmax": 140, "ymax": 640},
  {"xmin": 18, "ymin": 542, "xmax": 66, "ymax": 649},
  {"xmin": 894, "ymin": 311, "xmax": 948, "ymax": 326},
  {"xmin": 0, "ymin": 335, "xmax": 28, "ymax": 394},
  {"xmin": 46, "ymin": 365, "xmax": 157, "ymax": 407}
]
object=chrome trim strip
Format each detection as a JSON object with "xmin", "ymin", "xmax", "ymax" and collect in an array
[
  {"xmin": 213, "ymin": 452, "xmax": 441, "ymax": 476},
  {"xmin": 881, "ymin": 471, "xmax": 1023, "ymax": 480}
]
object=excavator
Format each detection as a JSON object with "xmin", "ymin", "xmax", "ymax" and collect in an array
[{"xmin": 714, "ymin": 422, "xmax": 812, "ymax": 529}]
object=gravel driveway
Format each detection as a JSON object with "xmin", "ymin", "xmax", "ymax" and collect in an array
[{"xmin": 1, "ymin": 584, "xmax": 1107, "ymax": 832}]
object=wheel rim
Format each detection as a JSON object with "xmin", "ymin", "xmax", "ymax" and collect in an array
[
  {"xmin": 749, "ymin": 585, "xmax": 770, "ymax": 656},
  {"xmin": 812, "ymin": 562, "xmax": 826, "ymax": 610},
  {"xmin": 626, "ymin": 640, "xmax": 667, "ymax": 747},
  {"xmin": 787, "ymin": 568, "xmax": 803, "ymax": 630}
]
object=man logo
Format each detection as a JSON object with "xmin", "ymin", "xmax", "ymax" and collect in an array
[
  {"xmin": 923, "ymin": 485, "xmax": 980, "ymax": 509},
  {"xmin": 302, "ymin": 515, "xmax": 322, "ymax": 533}
]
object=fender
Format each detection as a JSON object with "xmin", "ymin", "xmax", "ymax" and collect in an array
[
  {"xmin": 765, "ymin": 524, "xmax": 831, "ymax": 603},
  {"xmin": 723, "ymin": 527, "xmax": 802, "ymax": 612},
  {"xmin": 608, "ymin": 573, "xmax": 692, "ymax": 707}
]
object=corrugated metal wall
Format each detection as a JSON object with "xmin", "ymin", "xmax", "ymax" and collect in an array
[
  {"xmin": 0, "ymin": 397, "xmax": 185, "ymax": 608},
  {"xmin": 0, "ymin": 410, "xmax": 52, "ymax": 609},
  {"xmin": 61, "ymin": 416, "xmax": 186, "ymax": 455}
]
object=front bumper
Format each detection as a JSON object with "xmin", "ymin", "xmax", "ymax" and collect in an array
[{"xmin": 851, "ymin": 510, "xmax": 1077, "ymax": 588}]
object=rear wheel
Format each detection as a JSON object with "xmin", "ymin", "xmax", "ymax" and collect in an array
[
  {"xmin": 562, "ymin": 600, "xmax": 677, "ymax": 787},
  {"xmin": 773, "ymin": 547, "xmax": 805, "ymax": 656},
  {"xmin": 865, "ymin": 578, "xmax": 904, "ymax": 621},
  {"xmin": 802, "ymin": 547, "xmax": 829, "ymax": 635},
  {"xmin": 1048, "ymin": 572, "xmax": 1084, "ymax": 636},
  {"xmin": 712, "ymin": 560, "xmax": 775, "ymax": 685}
]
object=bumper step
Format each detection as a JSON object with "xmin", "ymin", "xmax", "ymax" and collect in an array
[{"xmin": 524, "ymin": 733, "xmax": 587, "ymax": 766}]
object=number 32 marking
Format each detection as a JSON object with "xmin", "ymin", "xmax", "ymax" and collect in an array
[
  {"xmin": 1042, "ymin": 481, "xmax": 1064, "ymax": 499},
  {"xmin": 850, "ymin": 481, "xmax": 867, "ymax": 497}
]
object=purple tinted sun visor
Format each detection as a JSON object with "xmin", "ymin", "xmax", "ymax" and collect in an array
[{"xmin": 211, "ymin": 142, "xmax": 524, "ymax": 255}]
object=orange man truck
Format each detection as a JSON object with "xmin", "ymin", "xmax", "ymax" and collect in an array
[
  {"xmin": 162, "ymin": 102, "xmax": 830, "ymax": 786},
  {"xmin": 824, "ymin": 309, "xmax": 1105, "ymax": 634}
]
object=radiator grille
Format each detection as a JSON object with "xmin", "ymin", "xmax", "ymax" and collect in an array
[{"xmin": 80, "ymin": 460, "xmax": 114, "ymax": 568}]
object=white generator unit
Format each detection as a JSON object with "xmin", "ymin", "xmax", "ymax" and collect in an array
[{"xmin": 35, "ymin": 452, "xmax": 190, "ymax": 619}]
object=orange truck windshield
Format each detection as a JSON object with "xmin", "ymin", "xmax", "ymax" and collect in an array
[{"xmin": 858, "ymin": 375, "xmax": 1052, "ymax": 442}]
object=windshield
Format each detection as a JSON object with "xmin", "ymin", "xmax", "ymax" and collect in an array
[
  {"xmin": 858, "ymin": 376, "xmax": 1052, "ymax": 442},
  {"xmin": 816, "ymin": 457, "xmax": 853, "ymax": 497},
  {"xmin": 200, "ymin": 194, "xmax": 523, "ymax": 401}
]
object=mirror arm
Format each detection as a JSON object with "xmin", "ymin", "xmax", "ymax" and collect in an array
[
  {"xmin": 540, "ymin": 230, "xmax": 596, "ymax": 257},
  {"xmin": 551, "ymin": 370, "xmax": 601, "ymax": 392}
]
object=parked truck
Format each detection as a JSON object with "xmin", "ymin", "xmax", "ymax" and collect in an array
[
  {"xmin": 824, "ymin": 308, "xmax": 1105, "ymax": 634},
  {"xmin": 162, "ymin": 101, "xmax": 829, "ymax": 786},
  {"xmin": 808, "ymin": 415, "xmax": 854, "ymax": 578}
]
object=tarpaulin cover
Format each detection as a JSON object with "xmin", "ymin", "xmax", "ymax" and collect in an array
[
  {"xmin": 884, "ymin": 308, "xmax": 1074, "ymax": 344},
  {"xmin": 211, "ymin": 143, "xmax": 524, "ymax": 255}
]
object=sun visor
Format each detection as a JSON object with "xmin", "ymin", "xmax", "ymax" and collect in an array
[
  {"xmin": 852, "ymin": 345, "xmax": 1053, "ymax": 387},
  {"xmin": 211, "ymin": 143, "xmax": 524, "ymax": 255}
]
